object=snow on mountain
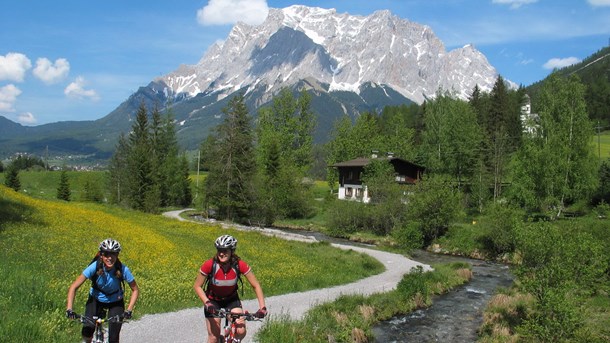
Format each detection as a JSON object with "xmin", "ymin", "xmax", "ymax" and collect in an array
[{"xmin": 158, "ymin": 5, "xmax": 499, "ymax": 105}]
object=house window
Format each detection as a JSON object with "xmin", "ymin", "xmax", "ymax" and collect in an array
[
  {"xmin": 355, "ymin": 188, "xmax": 362, "ymax": 198},
  {"xmin": 345, "ymin": 187, "xmax": 353, "ymax": 197}
]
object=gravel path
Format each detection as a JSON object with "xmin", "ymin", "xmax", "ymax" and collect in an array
[{"xmin": 121, "ymin": 210, "xmax": 431, "ymax": 343}]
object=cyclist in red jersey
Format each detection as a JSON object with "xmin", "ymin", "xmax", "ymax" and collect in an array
[{"xmin": 194, "ymin": 235, "xmax": 267, "ymax": 343}]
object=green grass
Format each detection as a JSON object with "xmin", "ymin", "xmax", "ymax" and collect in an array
[
  {"xmin": 0, "ymin": 185, "xmax": 383, "ymax": 342},
  {"xmin": 0, "ymin": 170, "xmax": 206, "ymax": 204},
  {"xmin": 591, "ymin": 130, "xmax": 610, "ymax": 160},
  {"xmin": 0, "ymin": 170, "xmax": 109, "ymax": 200}
]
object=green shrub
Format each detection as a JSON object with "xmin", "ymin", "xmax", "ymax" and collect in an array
[
  {"xmin": 593, "ymin": 200, "xmax": 609, "ymax": 218},
  {"xmin": 480, "ymin": 203, "xmax": 524, "ymax": 255},
  {"xmin": 396, "ymin": 265, "xmax": 428, "ymax": 299},
  {"xmin": 392, "ymin": 221, "xmax": 424, "ymax": 250},
  {"xmin": 406, "ymin": 174, "xmax": 464, "ymax": 245},
  {"xmin": 517, "ymin": 288, "xmax": 582, "ymax": 343},
  {"xmin": 327, "ymin": 200, "xmax": 369, "ymax": 236},
  {"xmin": 514, "ymin": 222, "xmax": 607, "ymax": 341}
]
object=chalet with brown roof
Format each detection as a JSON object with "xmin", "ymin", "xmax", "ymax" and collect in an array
[{"xmin": 331, "ymin": 153, "xmax": 425, "ymax": 203}]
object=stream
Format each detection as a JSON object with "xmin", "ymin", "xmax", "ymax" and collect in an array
[
  {"xmin": 276, "ymin": 227, "xmax": 515, "ymax": 343},
  {"xmin": 372, "ymin": 250, "xmax": 514, "ymax": 342}
]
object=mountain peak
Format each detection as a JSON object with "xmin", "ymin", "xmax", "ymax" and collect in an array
[{"xmin": 158, "ymin": 5, "xmax": 499, "ymax": 103}]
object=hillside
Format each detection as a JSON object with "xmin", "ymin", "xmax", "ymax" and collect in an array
[{"xmin": 526, "ymin": 46, "xmax": 610, "ymax": 124}]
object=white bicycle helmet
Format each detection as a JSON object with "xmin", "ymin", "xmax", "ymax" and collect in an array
[
  {"xmin": 215, "ymin": 235, "xmax": 237, "ymax": 250},
  {"xmin": 99, "ymin": 238, "xmax": 122, "ymax": 253}
]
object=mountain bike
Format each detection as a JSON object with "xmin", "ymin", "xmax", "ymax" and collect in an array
[
  {"xmin": 211, "ymin": 308, "xmax": 262, "ymax": 343},
  {"xmin": 71, "ymin": 312, "xmax": 125, "ymax": 343}
]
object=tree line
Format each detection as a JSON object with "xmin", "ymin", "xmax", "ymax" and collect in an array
[
  {"xmin": 107, "ymin": 103, "xmax": 192, "ymax": 212},
  {"xmin": 2, "ymin": 72, "xmax": 604, "ymax": 227},
  {"xmin": 129, "ymin": 71, "xmax": 600, "ymax": 233}
]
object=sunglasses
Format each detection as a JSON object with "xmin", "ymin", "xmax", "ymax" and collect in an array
[
  {"xmin": 101, "ymin": 251, "xmax": 119, "ymax": 257},
  {"xmin": 216, "ymin": 249, "xmax": 231, "ymax": 254}
]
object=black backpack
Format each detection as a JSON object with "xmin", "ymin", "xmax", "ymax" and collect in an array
[
  {"xmin": 205, "ymin": 259, "xmax": 244, "ymax": 298},
  {"xmin": 90, "ymin": 254, "xmax": 125, "ymax": 296}
]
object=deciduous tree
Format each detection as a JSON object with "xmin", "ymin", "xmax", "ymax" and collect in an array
[{"xmin": 509, "ymin": 73, "xmax": 598, "ymax": 217}]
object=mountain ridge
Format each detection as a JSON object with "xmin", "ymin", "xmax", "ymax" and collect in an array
[{"xmin": 1, "ymin": 5, "xmax": 509, "ymax": 161}]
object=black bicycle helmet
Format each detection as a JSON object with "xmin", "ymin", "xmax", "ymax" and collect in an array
[
  {"xmin": 215, "ymin": 235, "xmax": 237, "ymax": 250},
  {"xmin": 99, "ymin": 238, "xmax": 122, "ymax": 253}
]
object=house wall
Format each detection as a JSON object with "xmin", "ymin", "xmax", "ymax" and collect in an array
[{"xmin": 337, "ymin": 183, "xmax": 370, "ymax": 203}]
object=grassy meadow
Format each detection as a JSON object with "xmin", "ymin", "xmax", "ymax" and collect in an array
[
  {"xmin": 0, "ymin": 170, "xmax": 208, "ymax": 204},
  {"xmin": 0, "ymin": 185, "xmax": 383, "ymax": 342},
  {"xmin": 592, "ymin": 130, "xmax": 610, "ymax": 160},
  {"xmin": 0, "ymin": 170, "xmax": 110, "ymax": 201}
]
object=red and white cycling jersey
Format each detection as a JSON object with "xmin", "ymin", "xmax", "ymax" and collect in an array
[{"xmin": 200, "ymin": 259, "xmax": 250, "ymax": 299}]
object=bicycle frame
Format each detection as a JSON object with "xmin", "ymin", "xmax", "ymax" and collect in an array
[
  {"xmin": 213, "ymin": 308, "xmax": 259, "ymax": 343},
  {"xmin": 77, "ymin": 314, "xmax": 124, "ymax": 343}
]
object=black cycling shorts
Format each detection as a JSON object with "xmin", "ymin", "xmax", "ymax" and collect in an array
[{"xmin": 204, "ymin": 296, "xmax": 242, "ymax": 318}]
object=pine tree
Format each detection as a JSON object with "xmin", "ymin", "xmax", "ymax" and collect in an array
[
  {"xmin": 82, "ymin": 176, "xmax": 103, "ymax": 202},
  {"xmin": 127, "ymin": 102, "xmax": 158, "ymax": 212},
  {"xmin": 480, "ymin": 75, "xmax": 522, "ymax": 200},
  {"xmin": 108, "ymin": 133, "xmax": 130, "ymax": 204},
  {"xmin": 4, "ymin": 164, "xmax": 20, "ymax": 191},
  {"xmin": 177, "ymin": 154, "xmax": 193, "ymax": 207},
  {"xmin": 325, "ymin": 114, "xmax": 355, "ymax": 190},
  {"xmin": 205, "ymin": 93, "xmax": 256, "ymax": 222},
  {"xmin": 57, "ymin": 169, "xmax": 71, "ymax": 201},
  {"xmin": 255, "ymin": 88, "xmax": 316, "ymax": 221}
]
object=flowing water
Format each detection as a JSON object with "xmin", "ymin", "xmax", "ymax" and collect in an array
[
  {"xmin": 372, "ymin": 250, "xmax": 514, "ymax": 343},
  {"xmin": 272, "ymin": 226, "xmax": 515, "ymax": 342}
]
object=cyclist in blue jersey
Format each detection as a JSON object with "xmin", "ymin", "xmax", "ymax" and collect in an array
[{"xmin": 66, "ymin": 238, "xmax": 140, "ymax": 343}]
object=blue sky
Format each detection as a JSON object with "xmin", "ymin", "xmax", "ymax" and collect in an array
[{"xmin": 1, "ymin": 0, "xmax": 609, "ymax": 126}]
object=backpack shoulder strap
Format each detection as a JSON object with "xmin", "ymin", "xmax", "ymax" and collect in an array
[
  {"xmin": 90, "ymin": 256, "xmax": 101, "ymax": 288},
  {"xmin": 204, "ymin": 260, "xmax": 217, "ymax": 291},
  {"xmin": 90, "ymin": 256, "xmax": 125, "ymax": 296},
  {"xmin": 233, "ymin": 260, "xmax": 244, "ymax": 296}
]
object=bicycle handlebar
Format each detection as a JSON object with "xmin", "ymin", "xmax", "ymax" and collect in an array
[
  {"xmin": 71, "ymin": 313, "xmax": 125, "ymax": 325},
  {"xmin": 209, "ymin": 308, "xmax": 262, "ymax": 321}
]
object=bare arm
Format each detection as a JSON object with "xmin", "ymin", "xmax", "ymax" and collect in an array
[
  {"xmin": 126, "ymin": 280, "xmax": 139, "ymax": 312},
  {"xmin": 193, "ymin": 272, "xmax": 210, "ymax": 304},
  {"xmin": 244, "ymin": 271, "xmax": 265, "ymax": 310},
  {"xmin": 66, "ymin": 274, "xmax": 87, "ymax": 311}
]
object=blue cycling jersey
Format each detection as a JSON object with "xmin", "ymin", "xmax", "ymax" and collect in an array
[{"xmin": 82, "ymin": 261, "xmax": 135, "ymax": 303}]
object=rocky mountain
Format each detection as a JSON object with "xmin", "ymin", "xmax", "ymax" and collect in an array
[
  {"xmin": 161, "ymin": 5, "xmax": 497, "ymax": 105},
  {"xmin": 0, "ymin": 5, "xmax": 501, "ymax": 161}
]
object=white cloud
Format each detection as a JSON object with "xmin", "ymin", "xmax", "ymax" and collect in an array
[
  {"xmin": 16, "ymin": 112, "xmax": 37, "ymax": 125},
  {"xmin": 33, "ymin": 58, "xmax": 70, "ymax": 84},
  {"xmin": 197, "ymin": 0, "xmax": 269, "ymax": 26},
  {"xmin": 0, "ymin": 53, "xmax": 32, "ymax": 82},
  {"xmin": 64, "ymin": 76, "xmax": 99, "ymax": 100},
  {"xmin": 0, "ymin": 84, "xmax": 22, "ymax": 112},
  {"xmin": 492, "ymin": 0, "xmax": 538, "ymax": 9},
  {"xmin": 543, "ymin": 57, "xmax": 581, "ymax": 70},
  {"xmin": 588, "ymin": 0, "xmax": 610, "ymax": 6}
]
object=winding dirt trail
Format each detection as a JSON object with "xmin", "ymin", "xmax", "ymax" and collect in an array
[{"xmin": 121, "ymin": 210, "xmax": 430, "ymax": 343}]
